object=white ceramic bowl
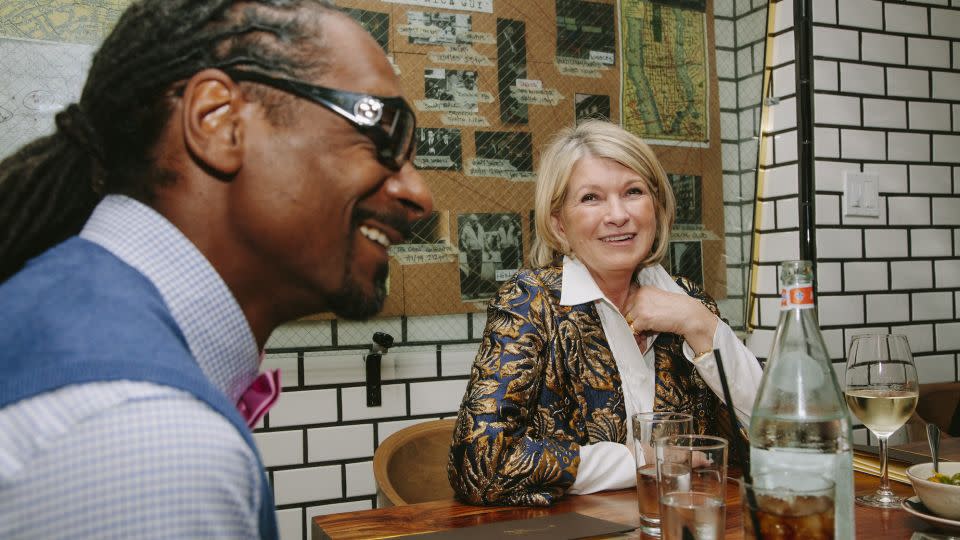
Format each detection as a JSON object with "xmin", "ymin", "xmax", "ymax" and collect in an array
[{"xmin": 906, "ymin": 462, "xmax": 960, "ymax": 520}]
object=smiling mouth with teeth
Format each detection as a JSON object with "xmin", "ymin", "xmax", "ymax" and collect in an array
[
  {"xmin": 359, "ymin": 225, "xmax": 392, "ymax": 248},
  {"xmin": 603, "ymin": 234, "xmax": 635, "ymax": 242}
]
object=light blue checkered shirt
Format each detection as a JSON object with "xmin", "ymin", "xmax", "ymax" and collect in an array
[{"xmin": 0, "ymin": 195, "xmax": 265, "ymax": 539}]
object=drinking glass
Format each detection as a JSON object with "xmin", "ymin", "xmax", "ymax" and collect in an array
[
  {"xmin": 741, "ymin": 472, "xmax": 835, "ymax": 540},
  {"xmin": 844, "ymin": 333, "xmax": 918, "ymax": 508},
  {"xmin": 632, "ymin": 412, "xmax": 693, "ymax": 537},
  {"xmin": 655, "ymin": 434, "xmax": 728, "ymax": 540}
]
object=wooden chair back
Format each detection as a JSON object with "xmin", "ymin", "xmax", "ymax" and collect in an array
[
  {"xmin": 904, "ymin": 381, "xmax": 960, "ymax": 441},
  {"xmin": 373, "ymin": 418, "xmax": 457, "ymax": 507}
]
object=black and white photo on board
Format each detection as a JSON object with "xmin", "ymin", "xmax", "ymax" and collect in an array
[
  {"xmin": 413, "ymin": 127, "xmax": 463, "ymax": 171},
  {"xmin": 424, "ymin": 68, "xmax": 479, "ymax": 111},
  {"xmin": 406, "ymin": 11, "xmax": 472, "ymax": 45},
  {"xmin": 458, "ymin": 212, "xmax": 523, "ymax": 301},
  {"xmin": 497, "ymin": 18, "xmax": 528, "ymax": 124},
  {"xmin": 474, "ymin": 130, "xmax": 533, "ymax": 173},
  {"xmin": 555, "ymin": 0, "xmax": 616, "ymax": 65},
  {"xmin": 669, "ymin": 240, "xmax": 704, "ymax": 287},
  {"xmin": 574, "ymin": 93, "xmax": 611, "ymax": 124},
  {"xmin": 343, "ymin": 8, "xmax": 390, "ymax": 52}
]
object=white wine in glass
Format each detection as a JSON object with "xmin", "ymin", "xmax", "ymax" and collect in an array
[{"xmin": 844, "ymin": 334, "xmax": 918, "ymax": 508}]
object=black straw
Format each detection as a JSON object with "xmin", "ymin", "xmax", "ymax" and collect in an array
[{"xmin": 713, "ymin": 348, "xmax": 763, "ymax": 539}]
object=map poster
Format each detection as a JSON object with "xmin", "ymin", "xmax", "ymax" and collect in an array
[
  {"xmin": 0, "ymin": 39, "xmax": 95, "ymax": 162},
  {"xmin": 413, "ymin": 127, "xmax": 463, "ymax": 171},
  {"xmin": 669, "ymin": 240, "xmax": 703, "ymax": 287},
  {"xmin": 669, "ymin": 173, "xmax": 702, "ymax": 225},
  {"xmin": 343, "ymin": 8, "xmax": 390, "ymax": 52},
  {"xmin": 574, "ymin": 93, "xmax": 611, "ymax": 124},
  {"xmin": 497, "ymin": 18, "xmax": 528, "ymax": 125},
  {"xmin": 555, "ymin": 0, "xmax": 617, "ymax": 66},
  {"xmin": 620, "ymin": 0, "xmax": 709, "ymax": 144}
]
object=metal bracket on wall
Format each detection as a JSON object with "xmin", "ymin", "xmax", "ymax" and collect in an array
[{"xmin": 365, "ymin": 331, "xmax": 394, "ymax": 407}]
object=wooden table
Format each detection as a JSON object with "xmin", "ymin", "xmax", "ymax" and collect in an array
[{"xmin": 313, "ymin": 472, "xmax": 942, "ymax": 539}]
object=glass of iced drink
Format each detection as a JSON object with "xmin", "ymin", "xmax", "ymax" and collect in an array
[
  {"xmin": 632, "ymin": 412, "xmax": 693, "ymax": 537},
  {"xmin": 741, "ymin": 473, "xmax": 835, "ymax": 540},
  {"xmin": 655, "ymin": 434, "xmax": 728, "ymax": 540}
]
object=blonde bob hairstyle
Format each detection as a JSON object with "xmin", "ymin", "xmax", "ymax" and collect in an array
[{"xmin": 530, "ymin": 120, "xmax": 675, "ymax": 269}]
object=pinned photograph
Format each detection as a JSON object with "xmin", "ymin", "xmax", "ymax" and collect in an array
[
  {"xmin": 669, "ymin": 174, "xmax": 702, "ymax": 226},
  {"xmin": 413, "ymin": 127, "xmax": 463, "ymax": 171},
  {"xmin": 556, "ymin": 0, "xmax": 616, "ymax": 65},
  {"xmin": 424, "ymin": 68, "xmax": 479, "ymax": 111},
  {"xmin": 474, "ymin": 131, "xmax": 533, "ymax": 174},
  {"xmin": 458, "ymin": 212, "xmax": 523, "ymax": 301},
  {"xmin": 574, "ymin": 94, "xmax": 611, "ymax": 124},
  {"xmin": 406, "ymin": 11, "xmax": 472, "ymax": 45},
  {"xmin": 497, "ymin": 18, "xmax": 528, "ymax": 124},
  {"xmin": 343, "ymin": 8, "xmax": 390, "ymax": 52},
  {"xmin": 669, "ymin": 241, "xmax": 703, "ymax": 287}
]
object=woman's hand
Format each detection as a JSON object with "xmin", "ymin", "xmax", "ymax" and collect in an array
[{"xmin": 624, "ymin": 286, "xmax": 718, "ymax": 355}]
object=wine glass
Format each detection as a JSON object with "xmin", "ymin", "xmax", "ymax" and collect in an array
[{"xmin": 844, "ymin": 333, "xmax": 919, "ymax": 508}]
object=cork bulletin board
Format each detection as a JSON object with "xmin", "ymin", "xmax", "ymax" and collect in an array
[{"xmin": 331, "ymin": 0, "xmax": 724, "ymax": 318}]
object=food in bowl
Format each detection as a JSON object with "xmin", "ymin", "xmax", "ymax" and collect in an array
[
  {"xmin": 928, "ymin": 472, "xmax": 960, "ymax": 486},
  {"xmin": 906, "ymin": 462, "xmax": 960, "ymax": 520}
]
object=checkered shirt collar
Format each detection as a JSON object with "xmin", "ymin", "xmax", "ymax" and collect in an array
[{"xmin": 80, "ymin": 195, "xmax": 259, "ymax": 404}]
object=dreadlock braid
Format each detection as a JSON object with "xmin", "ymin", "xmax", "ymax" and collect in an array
[{"xmin": 0, "ymin": 0, "xmax": 338, "ymax": 283}]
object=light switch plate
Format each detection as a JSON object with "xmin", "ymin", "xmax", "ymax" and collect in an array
[{"xmin": 844, "ymin": 171, "xmax": 881, "ymax": 217}]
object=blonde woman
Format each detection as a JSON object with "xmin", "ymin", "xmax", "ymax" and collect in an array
[{"xmin": 448, "ymin": 121, "xmax": 761, "ymax": 506}]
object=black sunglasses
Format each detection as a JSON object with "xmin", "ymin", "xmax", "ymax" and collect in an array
[{"xmin": 223, "ymin": 69, "xmax": 416, "ymax": 171}]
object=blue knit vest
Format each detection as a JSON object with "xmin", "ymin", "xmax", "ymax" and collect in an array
[{"xmin": 0, "ymin": 238, "xmax": 278, "ymax": 540}]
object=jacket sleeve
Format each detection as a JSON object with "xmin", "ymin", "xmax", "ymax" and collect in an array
[
  {"xmin": 675, "ymin": 276, "xmax": 763, "ymax": 446},
  {"xmin": 447, "ymin": 271, "xmax": 580, "ymax": 506}
]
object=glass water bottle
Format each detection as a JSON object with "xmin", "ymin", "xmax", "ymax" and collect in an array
[{"xmin": 748, "ymin": 260, "xmax": 855, "ymax": 537}]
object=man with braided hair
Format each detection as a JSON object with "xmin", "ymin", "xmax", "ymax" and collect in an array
[{"xmin": 0, "ymin": 1, "xmax": 432, "ymax": 538}]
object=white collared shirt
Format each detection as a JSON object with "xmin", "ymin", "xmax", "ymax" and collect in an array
[{"xmin": 562, "ymin": 256, "xmax": 762, "ymax": 495}]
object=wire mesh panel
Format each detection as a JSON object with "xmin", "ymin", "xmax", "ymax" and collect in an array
[{"xmin": 336, "ymin": 0, "xmax": 768, "ymax": 338}]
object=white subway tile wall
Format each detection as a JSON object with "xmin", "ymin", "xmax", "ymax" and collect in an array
[
  {"xmin": 917, "ymin": 354, "xmax": 958, "ymax": 383},
  {"xmin": 306, "ymin": 424, "xmax": 374, "ymax": 462},
  {"xmin": 274, "ymin": 465, "xmax": 341, "ymax": 506},
  {"xmin": 843, "ymin": 262, "xmax": 888, "ymax": 291},
  {"xmin": 837, "ymin": 0, "xmax": 883, "ymax": 29},
  {"xmin": 276, "ymin": 509, "xmax": 302, "ymax": 540},
  {"xmin": 892, "ymin": 324, "xmax": 935, "ymax": 353},
  {"xmin": 891, "ymin": 261, "xmax": 934, "ymax": 290},
  {"xmin": 254, "ymin": 430, "xmax": 304, "ymax": 468},
  {"xmin": 345, "ymin": 461, "xmax": 377, "ymax": 498},
  {"xmin": 268, "ymin": 389, "xmax": 338, "ymax": 428},
  {"xmin": 753, "ymin": 0, "xmax": 959, "ymax": 398},
  {"xmin": 862, "ymin": 98, "xmax": 906, "ymax": 129},
  {"xmin": 865, "ymin": 229, "xmax": 909, "ymax": 258},
  {"xmin": 884, "ymin": 3, "xmax": 929, "ymax": 34},
  {"xmin": 262, "ymin": 352, "xmax": 300, "ymax": 388},
  {"xmin": 887, "ymin": 67, "xmax": 930, "ymax": 98},
  {"xmin": 861, "ymin": 33, "xmax": 905, "ymax": 65}
]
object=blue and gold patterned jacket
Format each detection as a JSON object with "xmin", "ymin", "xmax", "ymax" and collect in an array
[{"xmin": 447, "ymin": 264, "xmax": 734, "ymax": 506}]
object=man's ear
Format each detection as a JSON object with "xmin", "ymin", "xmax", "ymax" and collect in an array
[{"xmin": 180, "ymin": 69, "xmax": 245, "ymax": 177}]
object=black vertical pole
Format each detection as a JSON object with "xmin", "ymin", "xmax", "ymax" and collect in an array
[{"xmin": 794, "ymin": 0, "xmax": 817, "ymax": 263}]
